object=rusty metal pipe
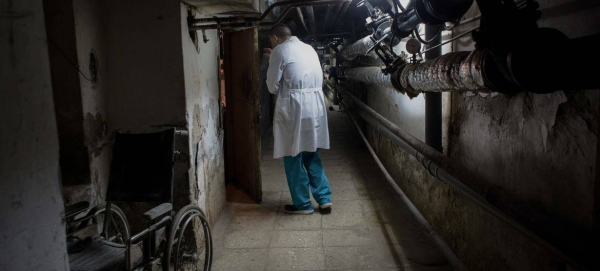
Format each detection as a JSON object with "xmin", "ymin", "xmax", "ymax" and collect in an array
[{"xmin": 392, "ymin": 50, "xmax": 488, "ymax": 97}]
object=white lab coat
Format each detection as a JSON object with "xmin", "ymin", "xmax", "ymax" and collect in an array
[{"xmin": 266, "ymin": 36, "xmax": 330, "ymax": 158}]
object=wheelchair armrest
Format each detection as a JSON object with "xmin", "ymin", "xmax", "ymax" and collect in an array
[
  {"xmin": 64, "ymin": 201, "xmax": 90, "ymax": 220},
  {"xmin": 143, "ymin": 203, "xmax": 172, "ymax": 221}
]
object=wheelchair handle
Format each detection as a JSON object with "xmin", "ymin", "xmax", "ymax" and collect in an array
[{"xmin": 175, "ymin": 129, "xmax": 188, "ymax": 136}]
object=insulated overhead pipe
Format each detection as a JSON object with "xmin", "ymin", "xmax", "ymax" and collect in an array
[
  {"xmin": 394, "ymin": 51, "xmax": 487, "ymax": 96},
  {"xmin": 337, "ymin": 67, "xmax": 395, "ymax": 89},
  {"xmin": 334, "ymin": 51, "xmax": 487, "ymax": 97},
  {"xmin": 339, "ymin": 36, "xmax": 375, "ymax": 61}
]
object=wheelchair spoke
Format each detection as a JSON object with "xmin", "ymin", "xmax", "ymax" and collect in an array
[
  {"xmin": 95, "ymin": 204, "xmax": 130, "ymax": 245},
  {"xmin": 168, "ymin": 205, "xmax": 212, "ymax": 271}
]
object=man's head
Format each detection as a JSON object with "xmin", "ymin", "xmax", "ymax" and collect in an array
[{"xmin": 269, "ymin": 24, "xmax": 292, "ymax": 48}]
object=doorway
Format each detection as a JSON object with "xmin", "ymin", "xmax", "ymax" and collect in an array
[{"xmin": 222, "ymin": 28, "xmax": 262, "ymax": 202}]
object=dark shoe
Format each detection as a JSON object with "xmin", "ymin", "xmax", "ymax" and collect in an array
[{"xmin": 284, "ymin": 204, "xmax": 314, "ymax": 215}]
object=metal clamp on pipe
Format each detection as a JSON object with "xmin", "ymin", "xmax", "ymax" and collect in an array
[{"xmin": 356, "ymin": 1, "xmax": 403, "ymax": 73}]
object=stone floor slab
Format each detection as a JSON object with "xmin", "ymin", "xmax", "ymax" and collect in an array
[
  {"xmin": 212, "ymin": 248, "xmax": 268, "ymax": 271},
  {"xmin": 266, "ymin": 247, "xmax": 325, "ymax": 270},
  {"xmin": 270, "ymin": 230, "xmax": 323, "ymax": 248},
  {"xmin": 224, "ymin": 230, "xmax": 272, "ymax": 249},
  {"xmin": 324, "ymin": 246, "xmax": 401, "ymax": 270},
  {"xmin": 322, "ymin": 212, "xmax": 365, "ymax": 228},
  {"xmin": 228, "ymin": 214, "xmax": 276, "ymax": 231},
  {"xmin": 323, "ymin": 228, "xmax": 384, "ymax": 247},
  {"xmin": 275, "ymin": 213, "xmax": 322, "ymax": 230}
]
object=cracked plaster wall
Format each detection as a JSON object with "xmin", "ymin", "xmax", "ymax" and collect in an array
[
  {"xmin": 361, "ymin": 0, "xmax": 600, "ymax": 270},
  {"xmin": 0, "ymin": 0, "xmax": 69, "ymax": 269},
  {"xmin": 181, "ymin": 3, "xmax": 226, "ymax": 225}
]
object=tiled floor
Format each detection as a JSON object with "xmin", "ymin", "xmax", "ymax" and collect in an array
[{"xmin": 211, "ymin": 110, "xmax": 451, "ymax": 271}]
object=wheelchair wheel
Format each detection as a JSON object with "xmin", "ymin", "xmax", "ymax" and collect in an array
[
  {"xmin": 94, "ymin": 203, "xmax": 130, "ymax": 245},
  {"xmin": 166, "ymin": 205, "xmax": 212, "ymax": 271}
]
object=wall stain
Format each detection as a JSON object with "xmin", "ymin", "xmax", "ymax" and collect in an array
[{"xmin": 84, "ymin": 112, "xmax": 108, "ymax": 157}]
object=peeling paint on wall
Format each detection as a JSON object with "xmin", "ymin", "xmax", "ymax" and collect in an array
[{"xmin": 182, "ymin": 3, "xmax": 226, "ymax": 226}]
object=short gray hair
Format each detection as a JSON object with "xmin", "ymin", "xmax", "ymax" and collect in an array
[{"xmin": 270, "ymin": 24, "xmax": 291, "ymax": 38}]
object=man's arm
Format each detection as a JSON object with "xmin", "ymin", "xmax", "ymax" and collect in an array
[{"xmin": 266, "ymin": 48, "xmax": 284, "ymax": 95}]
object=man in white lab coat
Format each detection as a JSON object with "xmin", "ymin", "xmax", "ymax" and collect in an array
[{"xmin": 265, "ymin": 24, "xmax": 332, "ymax": 214}]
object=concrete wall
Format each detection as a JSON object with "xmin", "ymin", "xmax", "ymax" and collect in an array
[
  {"xmin": 0, "ymin": 0, "xmax": 69, "ymax": 269},
  {"xmin": 67, "ymin": 0, "xmax": 111, "ymax": 207},
  {"xmin": 361, "ymin": 0, "xmax": 600, "ymax": 270},
  {"xmin": 105, "ymin": 0, "xmax": 186, "ymax": 131},
  {"xmin": 181, "ymin": 3, "xmax": 226, "ymax": 225}
]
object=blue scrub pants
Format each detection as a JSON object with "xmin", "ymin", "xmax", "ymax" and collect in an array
[{"xmin": 283, "ymin": 151, "xmax": 332, "ymax": 210}]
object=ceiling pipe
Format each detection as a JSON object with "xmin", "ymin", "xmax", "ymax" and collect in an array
[
  {"xmin": 326, "ymin": 3, "xmax": 344, "ymax": 30},
  {"xmin": 293, "ymin": 7, "xmax": 309, "ymax": 33},
  {"xmin": 322, "ymin": 5, "xmax": 335, "ymax": 31},
  {"xmin": 189, "ymin": 0, "xmax": 351, "ymax": 28},
  {"xmin": 342, "ymin": 90, "xmax": 590, "ymax": 271},
  {"xmin": 330, "ymin": 1, "xmax": 351, "ymax": 29},
  {"xmin": 302, "ymin": 6, "xmax": 318, "ymax": 37}
]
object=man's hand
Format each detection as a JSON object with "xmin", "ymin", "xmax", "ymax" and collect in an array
[{"xmin": 263, "ymin": 48, "xmax": 272, "ymax": 59}]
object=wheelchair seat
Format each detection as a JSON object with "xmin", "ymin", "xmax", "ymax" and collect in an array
[{"xmin": 69, "ymin": 239, "xmax": 143, "ymax": 271}]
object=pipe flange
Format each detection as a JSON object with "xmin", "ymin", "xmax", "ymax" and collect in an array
[
  {"xmin": 470, "ymin": 50, "xmax": 486, "ymax": 89},
  {"xmin": 401, "ymin": 64, "xmax": 420, "ymax": 98},
  {"xmin": 391, "ymin": 65, "xmax": 406, "ymax": 93}
]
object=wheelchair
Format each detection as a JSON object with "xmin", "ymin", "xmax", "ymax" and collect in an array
[{"xmin": 64, "ymin": 128, "xmax": 212, "ymax": 271}]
